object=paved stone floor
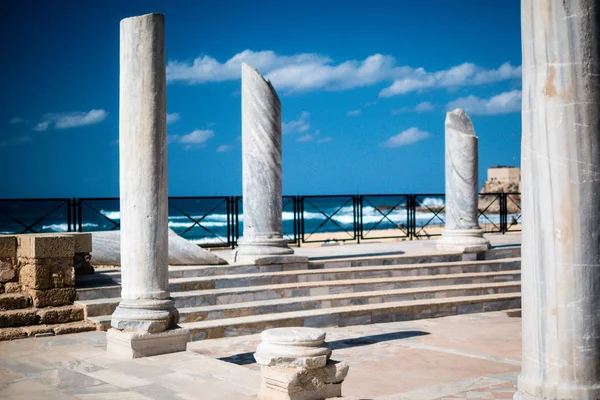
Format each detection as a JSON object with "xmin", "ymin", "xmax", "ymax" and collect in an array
[{"xmin": 0, "ymin": 310, "xmax": 521, "ymax": 399}]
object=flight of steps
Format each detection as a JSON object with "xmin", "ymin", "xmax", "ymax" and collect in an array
[
  {"xmin": 75, "ymin": 247, "xmax": 521, "ymax": 341},
  {"xmin": 0, "ymin": 292, "xmax": 96, "ymax": 340}
]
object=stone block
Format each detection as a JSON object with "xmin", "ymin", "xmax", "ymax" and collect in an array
[
  {"xmin": 0, "ymin": 327, "xmax": 27, "ymax": 341},
  {"xmin": 0, "ymin": 293, "xmax": 30, "ymax": 311},
  {"xmin": 37, "ymin": 305, "xmax": 84, "ymax": 324},
  {"xmin": 18, "ymin": 260, "xmax": 51, "ymax": 290},
  {"xmin": 106, "ymin": 328, "xmax": 189, "ymax": 358},
  {"xmin": 4, "ymin": 282, "xmax": 22, "ymax": 293},
  {"xmin": 0, "ymin": 259, "xmax": 17, "ymax": 283},
  {"xmin": 17, "ymin": 234, "xmax": 75, "ymax": 259},
  {"xmin": 0, "ymin": 308, "xmax": 39, "ymax": 328},
  {"xmin": 0, "ymin": 236, "xmax": 17, "ymax": 258},
  {"xmin": 259, "ymin": 362, "xmax": 349, "ymax": 400},
  {"xmin": 70, "ymin": 233, "xmax": 92, "ymax": 253},
  {"xmin": 28, "ymin": 287, "xmax": 76, "ymax": 308},
  {"xmin": 19, "ymin": 258, "xmax": 74, "ymax": 290},
  {"xmin": 53, "ymin": 320, "xmax": 97, "ymax": 335}
]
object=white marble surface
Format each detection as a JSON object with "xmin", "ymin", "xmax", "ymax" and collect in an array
[
  {"xmin": 234, "ymin": 63, "xmax": 293, "ymax": 261},
  {"xmin": 111, "ymin": 13, "xmax": 175, "ymax": 334},
  {"xmin": 444, "ymin": 109, "xmax": 479, "ymax": 230},
  {"xmin": 516, "ymin": 1, "xmax": 600, "ymax": 399},
  {"xmin": 438, "ymin": 109, "xmax": 489, "ymax": 253}
]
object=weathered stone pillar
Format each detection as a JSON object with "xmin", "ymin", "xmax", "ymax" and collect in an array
[
  {"xmin": 515, "ymin": 1, "xmax": 600, "ymax": 399},
  {"xmin": 255, "ymin": 327, "xmax": 349, "ymax": 400},
  {"xmin": 107, "ymin": 13, "xmax": 188, "ymax": 358},
  {"xmin": 233, "ymin": 63, "xmax": 294, "ymax": 263},
  {"xmin": 437, "ymin": 109, "xmax": 489, "ymax": 253}
]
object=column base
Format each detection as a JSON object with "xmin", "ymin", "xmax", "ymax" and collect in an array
[
  {"xmin": 436, "ymin": 228, "xmax": 490, "ymax": 253},
  {"xmin": 106, "ymin": 327, "xmax": 189, "ymax": 358},
  {"xmin": 111, "ymin": 298, "xmax": 178, "ymax": 333},
  {"xmin": 515, "ymin": 375, "xmax": 600, "ymax": 400},
  {"xmin": 233, "ymin": 236, "xmax": 295, "ymax": 263}
]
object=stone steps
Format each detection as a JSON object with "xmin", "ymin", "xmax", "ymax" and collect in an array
[
  {"xmin": 79, "ymin": 280, "xmax": 521, "ymax": 323},
  {"xmin": 0, "ymin": 320, "xmax": 97, "ymax": 341},
  {"xmin": 76, "ymin": 250, "xmax": 522, "ymax": 340},
  {"xmin": 75, "ymin": 258, "xmax": 520, "ymax": 301},
  {"xmin": 177, "ymin": 281, "xmax": 521, "ymax": 323},
  {"xmin": 77, "ymin": 247, "xmax": 520, "ymax": 286},
  {"xmin": 166, "ymin": 258, "xmax": 520, "ymax": 292},
  {"xmin": 180, "ymin": 292, "xmax": 522, "ymax": 341},
  {"xmin": 171, "ymin": 270, "xmax": 521, "ymax": 307},
  {"xmin": 0, "ymin": 305, "xmax": 85, "ymax": 328}
]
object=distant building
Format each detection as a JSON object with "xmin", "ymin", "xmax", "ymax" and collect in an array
[{"xmin": 487, "ymin": 166, "xmax": 520, "ymax": 185}]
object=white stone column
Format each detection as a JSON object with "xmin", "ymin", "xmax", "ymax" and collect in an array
[
  {"xmin": 107, "ymin": 13, "xmax": 188, "ymax": 358},
  {"xmin": 233, "ymin": 63, "xmax": 294, "ymax": 263},
  {"xmin": 437, "ymin": 109, "xmax": 489, "ymax": 253},
  {"xmin": 515, "ymin": 1, "xmax": 600, "ymax": 399}
]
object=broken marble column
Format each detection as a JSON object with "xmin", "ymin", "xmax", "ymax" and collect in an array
[
  {"xmin": 233, "ymin": 63, "xmax": 295, "ymax": 263},
  {"xmin": 437, "ymin": 109, "xmax": 490, "ymax": 253},
  {"xmin": 255, "ymin": 327, "xmax": 349, "ymax": 400},
  {"xmin": 515, "ymin": 1, "xmax": 600, "ymax": 399},
  {"xmin": 107, "ymin": 13, "xmax": 188, "ymax": 358}
]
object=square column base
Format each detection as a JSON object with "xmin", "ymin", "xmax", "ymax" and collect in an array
[{"xmin": 106, "ymin": 327, "xmax": 189, "ymax": 359}]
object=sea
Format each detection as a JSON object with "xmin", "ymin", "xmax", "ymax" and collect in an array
[{"xmin": 0, "ymin": 196, "xmax": 516, "ymax": 246}]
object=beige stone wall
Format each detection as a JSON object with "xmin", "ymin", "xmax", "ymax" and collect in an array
[{"xmin": 487, "ymin": 167, "xmax": 520, "ymax": 184}]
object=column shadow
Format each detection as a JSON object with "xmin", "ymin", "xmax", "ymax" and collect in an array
[{"xmin": 217, "ymin": 330, "xmax": 430, "ymax": 366}]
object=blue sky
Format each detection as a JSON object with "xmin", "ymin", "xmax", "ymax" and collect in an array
[{"xmin": 0, "ymin": 0, "xmax": 522, "ymax": 198}]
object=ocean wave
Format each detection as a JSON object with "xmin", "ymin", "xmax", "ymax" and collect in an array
[
  {"xmin": 168, "ymin": 221, "xmax": 227, "ymax": 228},
  {"xmin": 42, "ymin": 222, "xmax": 98, "ymax": 231}
]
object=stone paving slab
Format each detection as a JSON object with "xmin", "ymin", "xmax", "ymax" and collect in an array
[{"xmin": 0, "ymin": 310, "xmax": 521, "ymax": 399}]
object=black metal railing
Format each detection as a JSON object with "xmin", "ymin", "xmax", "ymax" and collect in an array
[
  {"xmin": 0, "ymin": 193, "xmax": 522, "ymax": 247},
  {"xmin": 0, "ymin": 198, "xmax": 73, "ymax": 234}
]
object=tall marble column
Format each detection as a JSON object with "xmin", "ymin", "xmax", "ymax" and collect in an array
[
  {"xmin": 233, "ymin": 63, "xmax": 294, "ymax": 263},
  {"xmin": 107, "ymin": 13, "xmax": 188, "ymax": 358},
  {"xmin": 437, "ymin": 109, "xmax": 489, "ymax": 253},
  {"xmin": 515, "ymin": 1, "xmax": 600, "ymax": 398}
]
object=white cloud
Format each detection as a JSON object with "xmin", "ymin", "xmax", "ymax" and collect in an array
[
  {"xmin": 0, "ymin": 135, "xmax": 31, "ymax": 147},
  {"xmin": 296, "ymin": 129, "xmax": 322, "ymax": 143},
  {"xmin": 33, "ymin": 121, "xmax": 49, "ymax": 131},
  {"xmin": 393, "ymin": 101, "xmax": 435, "ymax": 115},
  {"xmin": 283, "ymin": 111, "xmax": 310, "ymax": 134},
  {"xmin": 379, "ymin": 62, "xmax": 521, "ymax": 98},
  {"xmin": 297, "ymin": 134, "xmax": 314, "ymax": 142},
  {"xmin": 53, "ymin": 109, "xmax": 108, "ymax": 129},
  {"xmin": 167, "ymin": 50, "xmax": 520, "ymax": 95},
  {"xmin": 383, "ymin": 127, "xmax": 431, "ymax": 148},
  {"xmin": 415, "ymin": 101, "xmax": 435, "ymax": 112},
  {"xmin": 167, "ymin": 113, "xmax": 180, "ymax": 124},
  {"xmin": 347, "ymin": 109, "xmax": 362, "ymax": 117},
  {"xmin": 169, "ymin": 129, "xmax": 215, "ymax": 150},
  {"xmin": 216, "ymin": 144, "xmax": 233, "ymax": 152},
  {"xmin": 317, "ymin": 137, "xmax": 334, "ymax": 144},
  {"xmin": 34, "ymin": 109, "xmax": 108, "ymax": 131},
  {"xmin": 446, "ymin": 90, "xmax": 521, "ymax": 116},
  {"xmin": 8, "ymin": 117, "xmax": 23, "ymax": 125}
]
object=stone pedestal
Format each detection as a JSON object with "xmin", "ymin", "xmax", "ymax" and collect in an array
[
  {"xmin": 108, "ymin": 13, "xmax": 188, "ymax": 357},
  {"xmin": 437, "ymin": 109, "xmax": 489, "ymax": 253},
  {"xmin": 515, "ymin": 1, "xmax": 600, "ymax": 399},
  {"xmin": 255, "ymin": 327, "xmax": 349, "ymax": 400},
  {"xmin": 233, "ymin": 63, "xmax": 294, "ymax": 264},
  {"xmin": 16, "ymin": 235, "xmax": 76, "ymax": 307}
]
